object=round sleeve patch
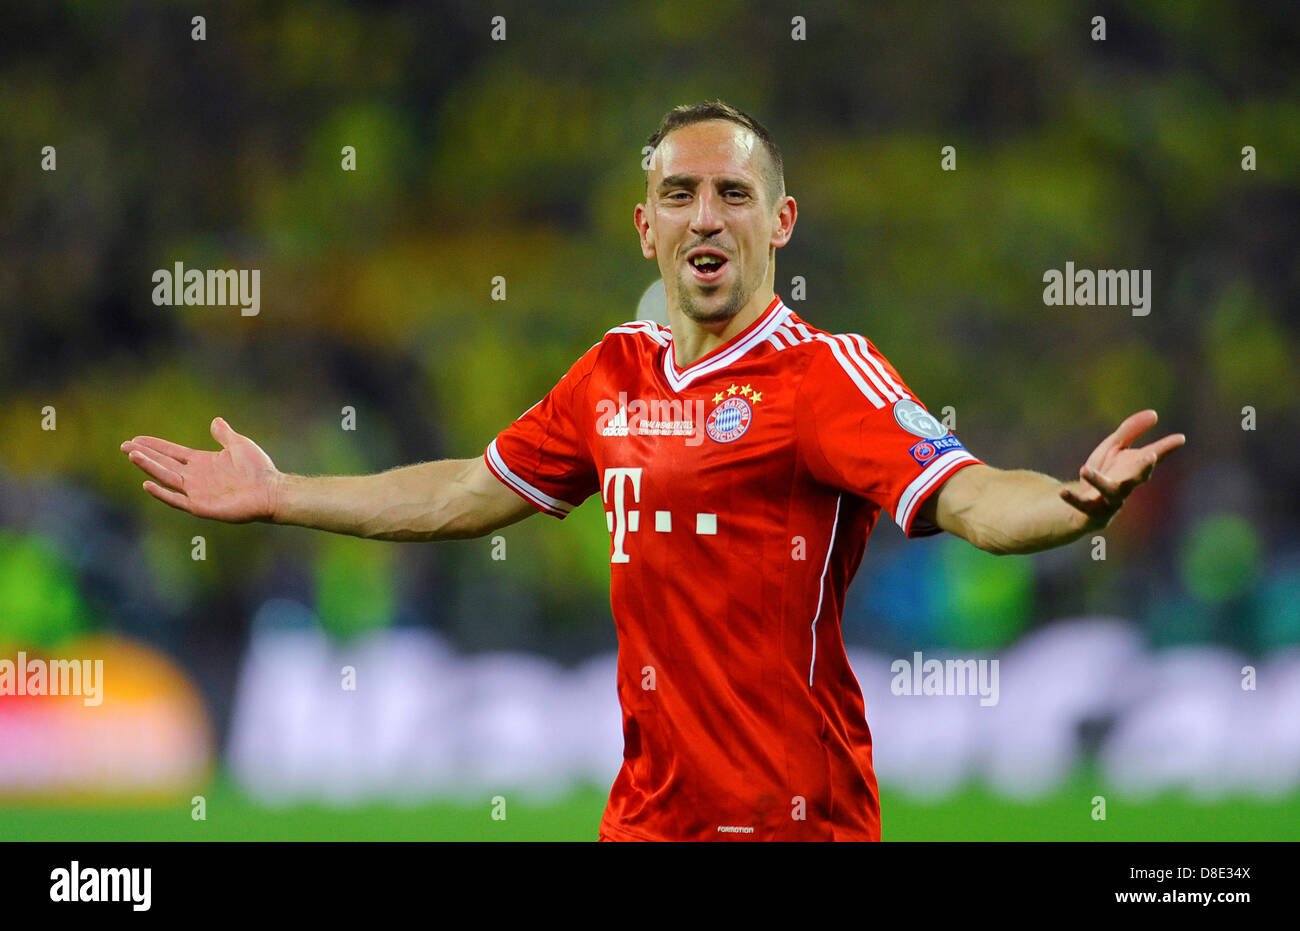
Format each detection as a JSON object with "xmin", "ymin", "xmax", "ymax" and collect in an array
[{"xmin": 892, "ymin": 399, "xmax": 949, "ymax": 439}]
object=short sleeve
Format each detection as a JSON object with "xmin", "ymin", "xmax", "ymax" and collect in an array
[
  {"xmin": 796, "ymin": 335, "xmax": 983, "ymax": 537},
  {"xmin": 484, "ymin": 342, "xmax": 602, "ymax": 519}
]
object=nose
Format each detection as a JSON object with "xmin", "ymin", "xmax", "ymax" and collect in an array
[{"xmin": 689, "ymin": 188, "xmax": 724, "ymax": 237}]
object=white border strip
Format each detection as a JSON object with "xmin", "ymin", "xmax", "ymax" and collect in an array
[
  {"xmin": 485, "ymin": 438, "xmax": 575, "ymax": 516},
  {"xmin": 607, "ymin": 322, "xmax": 670, "ymax": 346},
  {"xmin": 895, "ymin": 449, "xmax": 978, "ymax": 532},
  {"xmin": 809, "ymin": 494, "xmax": 842, "ymax": 688},
  {"xmin": 662, "ymin": 300, "xmax": 791, "ymax": 391}
]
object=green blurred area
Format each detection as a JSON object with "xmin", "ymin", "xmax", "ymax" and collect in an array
[
  {"xmin": 0, "ymin": 532, "xmax": 91, "ymax": 652},
  {"xmin": 2, "ymin": 771, "xmax": 1295, "ymax": 841}
]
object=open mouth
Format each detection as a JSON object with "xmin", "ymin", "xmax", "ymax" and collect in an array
[{"xmin": 687, "ymin": 252, "xmax": 729, "ymax": 282}]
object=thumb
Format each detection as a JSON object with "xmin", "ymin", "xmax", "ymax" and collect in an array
[{"xmin": 211, "ymin": 416, "xmax": 237, "ymax": 448}]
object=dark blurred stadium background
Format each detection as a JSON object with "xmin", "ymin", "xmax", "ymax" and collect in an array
[{"xmin": 1, "ymin": 0, "xmax": 1297, "ymax": 839}]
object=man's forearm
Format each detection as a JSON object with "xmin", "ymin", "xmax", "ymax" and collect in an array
[
  {"xmin": 271, "ymin": 459, "xmax": 478, "ymax": 542},
  {"xmin": 952, "ymin": 467, "xmax": 1092, "ymax": 555}
]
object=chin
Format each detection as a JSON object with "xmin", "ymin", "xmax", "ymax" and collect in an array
[{"xmin": 682, "ymin": 283, "xmax": 749, "ymax": 323}]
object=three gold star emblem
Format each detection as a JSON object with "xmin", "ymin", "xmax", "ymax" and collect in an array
[{"xmin": 719, "ymin": 384, "xmax": 762, "ymax": 404}]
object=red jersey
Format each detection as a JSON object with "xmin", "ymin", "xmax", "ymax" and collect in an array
[{"xmin": 484, "ymin": 295, "xmax": 982, "ymax": 841}]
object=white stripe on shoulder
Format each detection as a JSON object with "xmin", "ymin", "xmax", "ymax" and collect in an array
[
  {"xmin": 769, "ymin": 320, "xmax": 828, "ymax": 352},
  {"xmin": 813, "ymin": 333, "xmax": 886, "ymax": 408},
  {"xmin": 837, "ymin": 334, "xmax": 899, "ymax": 404},
  {"xmin": 771, "ymin": 320, "xmax": 908, "ymax": 406},
  {"xmin": 850, "ymin": 334, "xmax": 908, "ymax": 398},
  {"xmin": 605, "ymin": 320, "xmax": 670, "ymax": 345}
]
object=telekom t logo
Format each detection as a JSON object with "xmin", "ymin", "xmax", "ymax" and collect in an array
[{"xmin": 603, "ymin": 467, "xmax": 642, "ymax": 563}]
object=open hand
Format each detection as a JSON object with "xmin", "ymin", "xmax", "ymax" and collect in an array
[
  {"xmin": 1058, "ymin": 409, "xmax": 1185, "ymax": 530},
  {"xmin": 120, "ymin": 417, "xmax": 281, "ymax": 522}
]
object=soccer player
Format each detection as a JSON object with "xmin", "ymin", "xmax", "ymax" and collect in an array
[{"xmin": 121, "ymin": 101, "xmax": 1185, "ymax": 841}]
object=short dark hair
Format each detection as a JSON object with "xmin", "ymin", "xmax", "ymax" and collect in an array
[{"xmin": 646, "ymin": 100, "xmax": 786, "ymax": 207}]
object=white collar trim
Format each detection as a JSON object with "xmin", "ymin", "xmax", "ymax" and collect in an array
[{"xmin": 662, "ymin": 299, "xmax": 791, "ymax": 391}]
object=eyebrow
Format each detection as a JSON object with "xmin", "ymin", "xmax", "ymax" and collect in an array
[{"xmin": 657, "ymin": 174, "xmax": 757, "ymax": 195}]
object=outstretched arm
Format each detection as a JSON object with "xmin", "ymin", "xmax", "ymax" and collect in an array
[
  {"xmin": 121, "ymin": 417, "xmax": 535, "ymax": 541},
  {"xmin": 918, "ymin": 409, "xmax": 1186, "ymax": 555}
]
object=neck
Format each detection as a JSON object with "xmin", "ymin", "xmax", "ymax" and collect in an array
[{"xmin": 667, "ymin": 286, "xmax": 776, "ymax": 370}]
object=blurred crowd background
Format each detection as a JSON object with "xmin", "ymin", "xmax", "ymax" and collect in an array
[{"xmin": 0, "ymin": 0, "xmax": 1297, "ymax": 837}]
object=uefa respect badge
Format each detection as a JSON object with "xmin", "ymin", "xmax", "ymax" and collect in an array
[{"xmin": 908, "ymin": 434, "xmax": 965, "ymax": 465}]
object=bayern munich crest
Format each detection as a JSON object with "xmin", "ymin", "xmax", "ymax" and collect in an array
[{"xmin": 706, "ymin": 396, "xmax": 752, "ymax": 443}]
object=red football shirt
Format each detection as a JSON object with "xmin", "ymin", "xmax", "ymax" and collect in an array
[{"xmin": 484, "ymin": 295, "xmax": 982, "ymax": 841}]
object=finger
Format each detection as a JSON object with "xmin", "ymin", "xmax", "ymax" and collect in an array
[
  {"xmin": 1059, "ymin": 484, "xmax": 1113, "ymax": 519},
  {"xmin": 1060, "ymin": 478, "xmax": 1108, "ymax": 510},
  {"xmin": 122, "ymin": 435, "xmax": 193, "ymax": 464},
  {"xmin": 1098, "ymin": 409, "xmax": 1159, "ymax": 458},
  {"xmin": 142, "ymin": 480, "xmax": 192, "ymax": 512},
  {"xmin": 1080, "ymin": 465, "xmax": 1124, "ymax": 504},
  {"xmin": 128, "ymin": 449, "xmax": 186, "ymax": 491},
  {"xmin": 210, "ymin": 416, "xmax": 238, "ymax": 449},
  {"xmin": 1137, "ymin": 432, "xmax": 1186, "ymax": 464},
  {"xmin": 122, "ymin": 439, "xmax": 187, "ymax": 470}
]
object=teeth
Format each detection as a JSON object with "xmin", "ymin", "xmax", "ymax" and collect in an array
[{"xmin": 692, "ymin": 255, "xmax": 723, "ymax": 268}]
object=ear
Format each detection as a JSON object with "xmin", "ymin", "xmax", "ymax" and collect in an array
[
  {"xmin": 634, "ymin": 202, "xmax": 657, "ymax": 259},
  {"xmin": 770, "ymin": 195, "xmax": 797, "ymax": 250}
]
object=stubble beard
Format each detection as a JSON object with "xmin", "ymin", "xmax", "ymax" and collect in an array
[{"xmin": 676, "ymin": 268, "xmax": 750, "ymax": 326}]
